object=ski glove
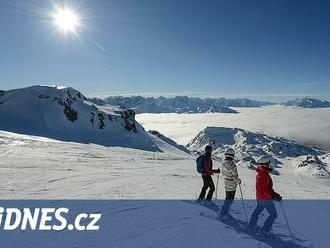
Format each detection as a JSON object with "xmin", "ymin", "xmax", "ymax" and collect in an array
[
  {"xmin": 273, "ymin": 192, "xmax": 282, "ymax": 201},
  {"xmin": 213, "ymin": 168, "xmax": 221, "ymax": 173},
  {"xmin": 236, "ymin": 178, "xmax": 242, "ymax": 185},
  {"xmin": 275, "ymin": 195, "xmax": 282, "ymax": 201}
]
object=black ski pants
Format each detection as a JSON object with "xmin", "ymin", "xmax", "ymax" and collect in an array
[
  {"xmin": 199, "ymin": 176, "xmax": 215, "ymax": 200},
  {"xmin": 249, "ymin": 200, "xmax": 278, "ymax": 232},
  {"xmin": 220, "ymin": 190, "xmax": 236, "ymax": 216}
]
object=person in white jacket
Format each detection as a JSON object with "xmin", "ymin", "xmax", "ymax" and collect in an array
[{"xmin": 219, "ymin": 148, "xmax": 241, "ymax": 220}]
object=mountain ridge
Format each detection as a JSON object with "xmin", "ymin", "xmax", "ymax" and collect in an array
[
  {"xmin": 186, "ymin": 126, "xmax": 328, "ymax": 178},
  {"xmin": 89, "ymin": 95, "xmax": 274, "ymax": 114},
  {"xmin": 0, "ymin": 85, "xmax": 181, "ymax": 151},
  {"xmin": 283, "ymin": 97, "xmax": 330, "ymax": 108}
]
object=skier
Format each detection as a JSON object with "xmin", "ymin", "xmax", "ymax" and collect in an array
[
  {"xmin": 198, "ymin": 145, "xmax": 220, "ymax": 201},
  {"xmin": 248, "ymin": 155, "xmax": 282, "ymax": 237},
  {"xmin": 219, "ymin": 148, "xmax": 241, "ymax": 220}
]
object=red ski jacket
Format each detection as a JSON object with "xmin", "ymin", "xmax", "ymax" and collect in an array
[
  {"xmin": 255, "ymin": 166, "xmax": 274, "ymax": 200},
  {"xmin": 202, "ymin": 156, "xmax": 213, "ymax": 177}
]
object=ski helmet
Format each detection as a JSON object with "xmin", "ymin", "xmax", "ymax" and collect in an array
[
  {"xmin": 225, "ymin": 148, "xmax": 235, "ymax": 158},
  {"xmin": 257, "ymin": 155, "xmax": 271, "ymax": 167}
]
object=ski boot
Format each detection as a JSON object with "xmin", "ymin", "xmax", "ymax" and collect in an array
[{"xmin": 218, "ymin": 213, "xmax": 234, "ymax": 222}]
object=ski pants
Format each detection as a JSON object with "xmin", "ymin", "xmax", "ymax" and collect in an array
[
  {"xmin": 220, "ymin": 190, "xmax": 236, "ymax": 216},
  {"xmin": 199, "ymin": 176, "xmax": 215, "ymax": 200},
  {"xmin": 249, "ymin": 200, "xmax": 278, "ymax": 232}
]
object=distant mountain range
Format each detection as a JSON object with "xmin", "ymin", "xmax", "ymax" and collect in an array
[
  {"xmin": 89, "ymin": 96, "xmax": 274, "ymax": 114},
  {"xmin": 1, "ymin": 86, "xmax": 329, "ymax": 118},
  {"xmin": 283, "ymin": 97, "xmax": 330, "ymax": 108},
  {"xmin": 89, "ymin": 95, "xmax": 330, "ymax": 114}
]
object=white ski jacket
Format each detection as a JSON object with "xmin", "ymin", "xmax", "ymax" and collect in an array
[{"xmin": 222, "ymin": 159, "xmax": 240, "ymax": 192}]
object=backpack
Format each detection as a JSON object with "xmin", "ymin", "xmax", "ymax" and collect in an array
[{"xmin": 196, "ymin": 155, "xmax": 205, "ymax": 173}]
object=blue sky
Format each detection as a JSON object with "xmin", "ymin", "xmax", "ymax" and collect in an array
[{"xmin": 0, "ymin": 0, "xmax": 329, "ymax": 101}]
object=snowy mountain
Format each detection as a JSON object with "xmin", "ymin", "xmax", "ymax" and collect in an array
[
  {"xmin": 97, "ymin": 96, "xmax": 273, "ymax": 114},
  {"xmin": 283, "ymin": 97, "xmax": 330, "ymax": 108},
  {"xmin": 187, "ymin": 127, "xmax": 327, "ymax": 177},
  {"xmin": 217, "ymin": 98, "xmax": 274, "ymax": 107},
  {"xmin": 0, "ymin": 85, "xmax": 180, "ymax": 151}
]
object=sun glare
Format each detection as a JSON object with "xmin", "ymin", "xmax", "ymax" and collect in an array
[{"xmin": 53, "ymin": 8, "xmax": 80, "ymax": 33}]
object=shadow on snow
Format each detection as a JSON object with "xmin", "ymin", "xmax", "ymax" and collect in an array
[{"xmin": 183, "ymin": 200, "xmax": 312, "ymax": 248}]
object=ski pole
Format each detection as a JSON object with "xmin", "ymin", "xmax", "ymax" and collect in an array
[
  {"xmin": 279, "ymin": 201, "xmax": 295, "ymax": 242},
  {"xmin": 238, "ymin": 184, "xmax": 248, "ymax": 225},
  {"xmin": 215, "ymin": 172, "xmax": 220, "ymax": 200}
]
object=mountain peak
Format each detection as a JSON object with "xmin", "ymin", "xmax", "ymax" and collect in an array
[
  {"xmin": 283, "ymin": 97, "xmax": 330, "ymax": 108},
  {"xmin": 187, "ymin": 127, "xmax": 324, "ymax": 173},
  {"xmin": 0, "ymin": 85, "xmax": 159, "ymax": 150}
]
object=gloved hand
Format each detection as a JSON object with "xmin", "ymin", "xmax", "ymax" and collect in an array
[
  {"xmin": 273, "ymin": 192, "xmax": 282, "ymax": 201},
  {"xmin": 214, "ymin": 168, "xmax": 220, "ymax": 173},
  {"xmin": 236, "ymin": 178, "xmax": 242, "ymax": 185},
  {"xmin": 275, "ymin": 195, "xmax": 282, "ymax": 201}
]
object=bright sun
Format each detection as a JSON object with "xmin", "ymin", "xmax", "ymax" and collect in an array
[{"xmin": 53, "ymin": 8, "xmax": 80, "ymax": 33}]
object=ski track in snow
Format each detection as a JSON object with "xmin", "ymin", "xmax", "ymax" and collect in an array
[{"xmin": 3, "ymin": 200, "xmax": 324, "ymax": 248}]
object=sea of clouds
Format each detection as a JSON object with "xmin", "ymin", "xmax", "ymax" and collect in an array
[{"xmin": 137, "ymin": 105, "xmax": 330, "ymax": 151}]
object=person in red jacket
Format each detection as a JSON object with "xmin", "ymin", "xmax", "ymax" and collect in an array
[
  {"xmin": 248, "ymin": 155, "xmax": 282, "ymax": 235},
  {"xmin": 198, "ymin": 145, "xmax": 220, "ymax": 201}
]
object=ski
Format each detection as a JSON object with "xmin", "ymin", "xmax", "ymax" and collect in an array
[
  {"xmin": 184, "ymin": 200, "xmax": 310, "ymax": 247},
  {"xmin": 199, "ymin": 211, "xmax": 307, "ymax": 245}
]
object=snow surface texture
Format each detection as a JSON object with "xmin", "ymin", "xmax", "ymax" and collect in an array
[
  {"xmin": 2, "ymin": 200, "xmax": 329, "ymax": 248},
  {"xmin": 92, "ymin": 95, "xmax": 273, "ymax": 114},
  {"xmin": 0, "ymin": 85, "xmax": 165, "ymax": 151},
  {"xmin": 137, "ymin": 106, "xmax": 330, "ymax": 151},
  {"xmin": 283, "ymin": 97, "xmax": 330, "ymax": 108},
  {"xmin": 149, "ymin": 130, "xmax": 190, "ymax": 153},
  {"xmin": 0, "ymin": 130, "xmax": 329, "ymax": 200}
]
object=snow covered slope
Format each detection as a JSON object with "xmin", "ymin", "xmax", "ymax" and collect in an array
[
  {"xmin": 0, "ymin": 85, "xmax": 171, "ymax": 151},
  {"xmin": 4, "ymin": 199, "xmax": 329, "ymax": 248},
  {"xmin": 0, "ymin": 130, "xmax": 192, "ymax": 199},
  {"xmin": 187, "ymin": 127, "xmax": 328, "ymax": 178},
  {"xmin": 283, "ymin": 97, "xmax": 330, "ymax": 108},
  {"xmin": 149, "ymin": 130, "xmax": 190, "ymax": 153},
  {"xmin": 1, "ymin": 129, "xmax": 329, "ymax": 199}
]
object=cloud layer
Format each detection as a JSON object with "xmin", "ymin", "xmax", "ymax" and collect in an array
[{"xmin": 137, "ymin": 106, "xmax": 330, "ymax": 151}]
